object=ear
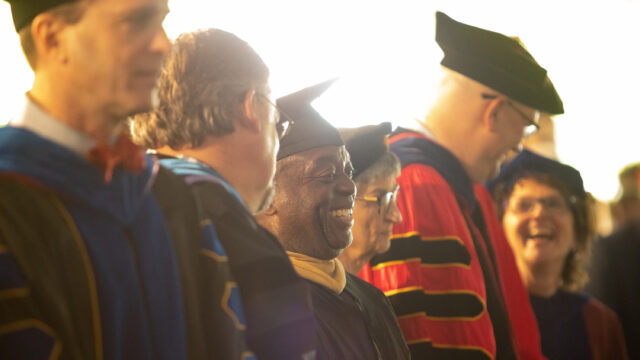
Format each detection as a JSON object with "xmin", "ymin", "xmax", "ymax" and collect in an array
[
  {"xmin": 260, "ymin": 204, "xmax": 277, "ymax": 216},
  {"xmin": 238, "ymin": 89, "xmax": 262, "ymax": 134},
  {"xmin": 481, "ymin": 97, "xmax": 503, "ymax": 133},
  {"xmin": 31, "ymin": 13, "xmax": 67, "ymax": 65}
]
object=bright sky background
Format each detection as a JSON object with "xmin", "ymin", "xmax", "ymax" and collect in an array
[{"xmin": 1, "ymin": 0, "xmax": 638, "ymax": 201}]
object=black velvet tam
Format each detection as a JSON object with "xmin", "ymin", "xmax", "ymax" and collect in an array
[
  {"xmin": 5, "ymin": 0, "xmax": 77, "ymax": 31},
  {"xmin": 277, "ymin": 79, "xmax": 344, "ymax": 160},
  {"xmin": 339, "ymin": 122, "xmax": 392, "ymax": 179},
  {"xmin": 435, "ymin": 11, "xmax": 564, "ymax": 115}
]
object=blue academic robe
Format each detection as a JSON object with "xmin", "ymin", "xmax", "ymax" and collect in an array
[{"xmin": 0, "ymin": 127, "xmax": 187, "ymax": 359}]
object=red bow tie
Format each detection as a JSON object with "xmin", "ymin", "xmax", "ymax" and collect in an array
[{"xmin": 87, "ymin": 134, "xmax": 146, "ymax": 184}]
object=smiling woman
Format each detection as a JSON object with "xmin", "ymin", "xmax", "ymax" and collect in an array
[{"xmin": 488, "ymin": 149, "xmax": 629, "ymax": 360}]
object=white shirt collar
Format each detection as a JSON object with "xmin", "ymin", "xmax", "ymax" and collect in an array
[{"xmin": 8, "ymin": 95, "xmax": 96, "ymax": 156}]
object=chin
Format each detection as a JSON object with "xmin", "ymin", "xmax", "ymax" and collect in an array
[
  {"xmin": 376, "ymin": 241, "xmax": 391, "ymax": 254},
  {"xmin": 323, "ymin": 235, "xmax": 351, "ymax": 258},
  {"xmin": 124, "ymin": 88, "xmax": 159, "ymax": 114}
]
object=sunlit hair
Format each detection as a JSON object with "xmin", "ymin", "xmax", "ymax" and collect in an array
[
  {"xmin": 354, "ymin": 152, "xmax": 401, "ymax": 189},
  {"xmin": 492, "ymin": 173, "xmax": 596, "ymax": 291},
  {"xmin": 130, "ymin": 28, "xmax": 269, "ymax": 150},
  {"xmin": 19, "ymin": 0, "xmax": 91, "ymax": 70}
]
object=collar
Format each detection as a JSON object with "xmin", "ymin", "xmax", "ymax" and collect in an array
[
  {"xmin": 0, "ymin": 126, "xmax": 158, "ymax": 225},
  {"xmin": 8, "ymin": 95, "xmax": 96, "ymax": 156},
  {"xmin": 407, "ymin": 120, "xmax": 437, "ymax": 139},
  {"xmin": 389, "ymin": 128, "xmax": 477, "ymax": 210},
  {"xmin": 286, "ymin": 251, "xmax": 347, "ymax": 294},
  {"xmin": 158, "ymin": 155, "xmax": 245, "ymax": 207}
]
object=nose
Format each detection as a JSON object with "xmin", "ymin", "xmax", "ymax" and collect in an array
[
  {"xmin": 386, "ymin": 199, "xmax": 403, "ymax": 224},
  {"xmin": 151, "ymin": 26, "xmax": 172, "ymax": 56},
  {"xmin": 529, "ymin": 200, "xmax": 549, "ymax": 218},
  {"xmin": 336, "ymin": 173, "xmax": 357, "ymax": 199}
]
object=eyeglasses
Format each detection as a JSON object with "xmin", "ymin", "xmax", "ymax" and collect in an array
[
  {"xmin": 258, "ymin": 94, "xmax": 294, "ymax": 139},
  {"xmin": 506, "ymin": 195, "xmax": 570, "ymax": 216},
  {"xmin": 356, "ymin": 184, "xmax": 400, "ymax": 215},
  {"xmin": 482, "ymin": 93, "xmax": 540, "ymax": 138}
]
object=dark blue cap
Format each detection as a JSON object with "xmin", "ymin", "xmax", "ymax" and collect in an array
[{"xmin": 487, "ymin": 149, "xmax": 585, "ymax": 200}]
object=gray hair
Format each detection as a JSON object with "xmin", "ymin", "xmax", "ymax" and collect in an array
[{"xmin": 131, "ymin": 28, "xmax": 269, "ymax": 150}]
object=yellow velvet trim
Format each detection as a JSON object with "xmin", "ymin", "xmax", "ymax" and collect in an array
[{"xmin": 287, "ymin": 251, "xmax": 347, "ymax": 294}]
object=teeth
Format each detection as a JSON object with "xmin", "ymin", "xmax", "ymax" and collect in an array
[
  {"xmin": 529, "ymin": 233, "xmax": 553, "ymax": 239},
  {"xmin": 331, "ymin": 209, "xmax": 352, "ymax": 217}
]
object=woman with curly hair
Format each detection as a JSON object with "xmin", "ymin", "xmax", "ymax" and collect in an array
[{"xmin": 488, "ymin": 150, "xmax": 628, "ymax": 360}]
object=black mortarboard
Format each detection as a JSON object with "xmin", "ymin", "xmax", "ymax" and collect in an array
[
  {"xmin": 5, "ymin": 0, "xmax": 77, "ymax": 31},
  {"xmin": 339, "ymin": 122, "xmax": 392, "ymax": 179},
  {"xmin": 487, "ymin": 149, "xmax": 585, "ymax": 200},
  {"xmin": 277, "ymin": 79, "xmax": 344, "ymax": 160},
  {"xmin": 435, "ymin": 11, "xmax": 564, "ymax": 115}
]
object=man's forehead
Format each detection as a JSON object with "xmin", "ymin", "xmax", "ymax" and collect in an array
[{"xmin": 299, "ymin": 145, "xmax": 349, "ymax": 165}]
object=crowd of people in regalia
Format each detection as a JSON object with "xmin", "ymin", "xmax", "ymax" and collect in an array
[{"xmin": 0, "ymin": 1, "xmax": 636, "ymax": 359}]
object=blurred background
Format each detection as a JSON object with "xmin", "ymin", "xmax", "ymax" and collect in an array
[{"xmin": 1, "ymin": 0, "xmax": 638, "ymax": 202}]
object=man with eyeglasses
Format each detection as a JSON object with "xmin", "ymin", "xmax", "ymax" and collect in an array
[
  {"xmin": 130, "ymin": 29, "xmax": 315, "ymax": 360},
  {"xmin": 256, "ymin": 81, "xmax": 410, "ymax": 360},
  {"xmin": 337, "ymin": 123, "xmax": 403, "ymax": 276},
  {"xmin": 365, "ymin": 12, "xmax": 564, "ymax": 360}
]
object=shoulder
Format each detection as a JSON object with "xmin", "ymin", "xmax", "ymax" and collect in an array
[
  {"xmin": 346, "ymin": 273, "xmax": 389, "ymax": 301},
  {"xmin": 582, "ymin": 295, "xmax": 623, "ymax": 324},
  {"xmin": 581, "ymin": 295, "xmax": 629, "ymax": 359},
  {"xmin": 398, "ymin": 162, "xmax": 446, "ymax": 183},
  {"xmin": 0, "ymin": 173, "xmax": 66, "ymax": 224}
]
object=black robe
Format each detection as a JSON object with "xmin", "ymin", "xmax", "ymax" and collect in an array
[
  {"xmin": 310, "ymin": 273, "xmax": 410, "ymax": 360},
  {"xmin": 161, "ymin": 157, "xmax": 317, "ymax": 360}
]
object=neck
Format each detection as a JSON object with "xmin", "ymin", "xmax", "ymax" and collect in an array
[
  {"xmin": 337, "ymin": 246, "xmax": 373, "ymax": 275},
  {"xmin": 337, "ymin": 251, "xmax": 364, "ymax": 276},
  {"xmin": 424, "ymin": 121, "xmax": 489, "ymax": 184},
  {"xmin": 158, "ymin": 137, "xmax": 264, "ymax": 213},
  {"xmin": 517, "ymin": 258, "xmax": 563, "ymax": 298},
  {"xmin": 287, "ymin": 251, "xmax": 347, "ymax": 294},
  {"xmin": 31, "ymin": 75, "xmax": 122, "ymax": 143}
]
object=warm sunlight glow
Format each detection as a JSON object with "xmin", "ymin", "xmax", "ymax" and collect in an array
[{"xmin": 1, "ymin": 0, "xmax": 638, "ymax": 200}]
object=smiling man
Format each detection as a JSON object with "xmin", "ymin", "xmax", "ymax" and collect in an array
[{"xmin": 256, "ymin": 81, "xmax": 410, "ymax": 360}]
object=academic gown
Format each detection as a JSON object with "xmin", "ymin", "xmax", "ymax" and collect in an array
[
  {"xmin": 160, "ymin": 157, "xmax": 317, "ymax": 360},
  {"xmin": 309, "ymin": 273, "xmax": 410, "ymax": 360},
  {"xmin": 0, "ymin": 127, "xmax": 187, "ymax": 359},
  {"xmin": 529, "ymin": 290, "xmax": 628, "ymax": 360},
  {"xmin": 360, "ymin": 129, "xmax": 544, "ymax": 360}
]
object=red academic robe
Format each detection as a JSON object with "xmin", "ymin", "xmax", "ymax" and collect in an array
[{"xmin": 360, "ymin": 130, "xmax": 545, "ymax": 360}]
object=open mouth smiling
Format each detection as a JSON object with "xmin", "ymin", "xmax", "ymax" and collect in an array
[{"xmin": 330, "ymin": 208, "xmax": 354, "ymax": 227}]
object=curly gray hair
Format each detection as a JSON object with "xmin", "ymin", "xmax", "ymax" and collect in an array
[{"xmin": 131, "ymin": 28, "xmax": 269, "ymax": 150}]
